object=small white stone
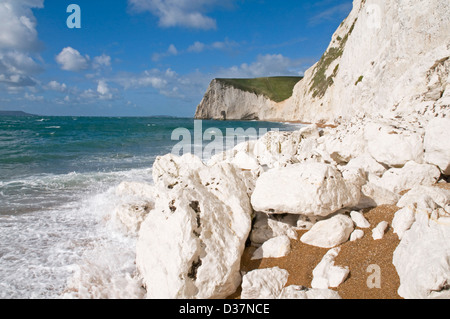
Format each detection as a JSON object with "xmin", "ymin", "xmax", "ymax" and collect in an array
[
  {"xmin": 372, "ymin": 221, "xmax": 389, "ymax": 240},
  {"xmin": 350, "ymin": 229, "xmax": 365, "ymax": 241},
  {"xmin": 350, "ymin": 211, "xmax": 371, "ymax": 228},
  {"xmin": 251, "ymin": 236, "xmax": 291, "ymax": 260}
]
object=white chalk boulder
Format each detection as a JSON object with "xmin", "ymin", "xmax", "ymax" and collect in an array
[
  {"xmin": 251, "ymin": 163, "xmax": 361, "ymax": 217},
  {"xmin": 241, "ymin": 267, "xmax": 289, "ymax": 299},
  {"xmin": 373, "ymin": 161, "xmax": 441, "ymax": 194},
  {"xmin": 345, "ymin": 153, "xmax": 387, "ymax": 178},
  {"xmin": 357, "ymin": 182, "xmax": 401, "ymax": 208},
  {"xmin": 251, "ymin": 236, "xmax": 291, "ymax": 260},
  {"xmin": 424, "ymin": 118, "xmax": 450, "ymax": 175},
  {"xmin": 365, "ymin": 121, "xmax": 424, "ymax": 167},
  {"xmin": 241, "ymin": 267, "xmax": 341, "ymax": 299},
  {"xmin": 311, "ymin": 248, "xmax": 349, "ymax": 289},
  {"xmin": 392, "ymin": 207, "xmax": 416, "ymax": 240},
  {"xmin": 397, "ymin": 186, "xmax": 450, "ymax": 212},
  {"xmin": 300, "ymin": 214, "xmax": 354, "ymax": 248},
  {"xmin": 253, "ymin": 130, "xmax": 302, "ymax": 167},
  {"xmin": 393, "ymin": 209, "xmax": 450, "ymax": 299},
  {"xmin": 137, "ymin": 156, "xmax": 253, "ymax": 299}
]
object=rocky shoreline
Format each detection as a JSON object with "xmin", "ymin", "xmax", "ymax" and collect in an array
[{"xmin": 106, "ymin": 115, "xmax": 450, "ymax": 299}]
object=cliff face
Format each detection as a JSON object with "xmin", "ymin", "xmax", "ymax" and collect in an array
[
  {"xmin": 195, "ymin": 0, "xmax": 450, "ymax": 124},
  {"xmin": 289, "ymin": 0, "xmax": 450, "ymax": 124},
  {"xmin": 194, "ymin": 79, "xmax": 295, "ymax": 121}
]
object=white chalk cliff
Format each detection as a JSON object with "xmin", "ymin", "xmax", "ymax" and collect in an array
[
  {"xmin": 196, "ymin": 0, "xmax": 450, "ymax": 124},
  {"xmin": 194, "ymin": 79, "xmax": 289, "ymax": 121}
]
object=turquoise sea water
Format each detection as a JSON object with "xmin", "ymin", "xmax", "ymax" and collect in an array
[{"xmin": 0, "ymin": 115, "xmax": 301, "ymax": 298}]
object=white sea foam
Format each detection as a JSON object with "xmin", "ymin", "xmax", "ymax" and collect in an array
[{"xmin": 0, "ymin": 168, "xmax": 152, "ymax": 299}]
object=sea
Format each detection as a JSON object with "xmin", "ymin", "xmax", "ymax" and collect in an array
[{"xmin": 0, "ymin": 115, "xmax": 302, "ymax": 299}]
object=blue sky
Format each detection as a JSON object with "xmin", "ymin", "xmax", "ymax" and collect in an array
[{"xmin": 0, "ymin": 0, "xmax": 353, "ymax": 117}]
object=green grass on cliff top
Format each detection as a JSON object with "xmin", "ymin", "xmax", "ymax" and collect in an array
[{"xmin": 216, "ymin": 76, "xmax": 303, "ymax": 103}]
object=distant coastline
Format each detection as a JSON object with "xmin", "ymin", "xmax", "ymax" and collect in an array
[{"xmin": 0, "ymin": 111, "xmax": 38, "ymax": 117}]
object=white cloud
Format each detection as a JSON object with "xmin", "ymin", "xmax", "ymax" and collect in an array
[
  {"xmin": 154, "ymin": 38, "xmax": 239, "ymax": 61},
  {"xmin": 118, "ymin": 70, "xmax": 168, "ymax": 90},
  {"xmin": 0, "ymin": 0, "xmax": 43, "ymax": 51},
  {"xmin": 167, "ymin": 44, "xmax": 178, "ymax": 55},
  {"xmin": 93, "ymin": 54, "xmax": 112, "ymax": 69},
  {"xmin": 47, "ymin": 80, "xmax": 67, "ymax": 92},
  {"xmin": 56, "ymin": 47, "xmax": 90, "ymax": 72},
  {"xmin": 97, "ymin": 80, "xmax": 109, "ymax": 95},
  {"xmin": 152, "ymin": 44, "xmax": 178, "ymax": 61},
  {"xmin": 128, "ymin": 0, "xmax": 234, "ymax": 30},
  {"xmin": 24, "ymin": 92, "xmax": 44, "ymax": 101},
  {"xmin": 187, "ymin": 38, "xmax": 239, "ymax": 53},
  {"xmin": 0, "ymin": 0, "xmax": 44, "ymax": 88},
  {"xmin": 187, "ymin": 41, "xmax": 206, "ymax": 53},
  {"xmin": 55, "ymin": 48, "xmax": 112, "ymax": 73},
  {"xmin": 96, "ymin": 80, "xmax": 113, "ymax": 100},
  {"xmin": 112, "ymin": 53, "xmax": 307, "ymax": 104},
  {"xmin": 216, "ymin": 54, "xmax": 307, "ymax": 78}
]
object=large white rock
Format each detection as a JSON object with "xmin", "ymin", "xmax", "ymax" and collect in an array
[
  {"xmin": 365, "ymin": 122, "xmax": 425, "ymax": 167},
  {"xmin": 251, "ymin": 236, "xmax": 291, "ymax": 260},
  {"xmin": 394, "ymin": 186, "xmax": 450, "ymax": 241},
  {"xmin": 397, "ymin": 186, "xmax": 450, "ymax": 212},
  {"xmin": 253, "ymin": 130, "xmax": 303, "ymax": 168},
  {"xmin": 318, "ymin": 121, "xmax": 367, "ymax": 164},
  {"xmin": 152, "ymin": 153, "xmax": 205, "ymax": 188},
  {"xmin": 231, "ymin": 151, "xmax": 260, "ymax": 171},
  {"xmin": 393, "ymin": 209, "xmax": 450, "ymax": 299},
  {"xmin": 294, "ymin": 124, "xmax": 329, "ymax": 164},
  {"xmin": 300, "ymin": 214, "xmax": 355, "ymax": 248},
  {"xmin": 392, "ymin": 206, "xmax": 416, "ymax": 240},
  {"xmin": 311, "ymin": 248, "xmax": 349, "ymax": 289},
  {"xmin": 357, "ymin": 182, "xmax": 401, "ymax": 208},
  {"xmin": 424, "ymin": 118, "xmax": 450, "ymax": 175},
  {"xmin": 251, "ymin": 163, "xmax": 361, "ymax": 217},
  {"xmin": 373, "ymin": 161, "xmax": 441, "ymax": 194},
  {"xmin": 241, "ymin": 267, "xmax": 290, "ymax": 299},
  {"xmin": 241, "ymin": 267, "xmax": 341, "ymax": 299},
  {"xmin": 136, "ymin": 155, "xmax": 253, "ymax": 299},
  {"xmin": 346, "ymin": 153, "xmax": 387, "ymax": 178}
]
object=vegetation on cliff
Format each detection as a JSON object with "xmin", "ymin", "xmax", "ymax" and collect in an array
[{"xmin": 216, "ymin": 76, "xmax": 303, "ymax": 103}]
